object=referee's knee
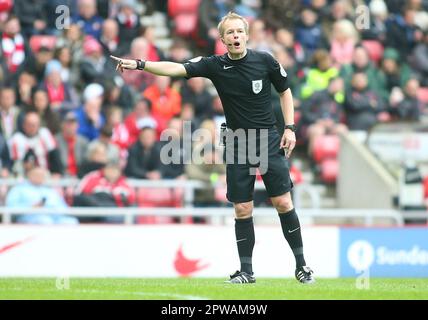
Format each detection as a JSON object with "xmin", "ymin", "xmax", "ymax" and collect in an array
[
  {"xmin": 272, "ymin": 193, "xmax": 294, "ymax": 213},
  {"xmin": 234, "ymin": 201, "xmax": 253, "ymax": 219}
]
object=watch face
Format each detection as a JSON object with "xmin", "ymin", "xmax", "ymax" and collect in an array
[{"xmin": 286, "ymin": 125, "xmax": 296, "ymax": 132}]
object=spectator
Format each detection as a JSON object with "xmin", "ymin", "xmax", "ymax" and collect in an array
[
  {"xmin": 361, "ymin": 0, "xmax": 388, "ymax": 43},
  {"xmin": 0, "ymin": 86, "xmax": 20, "ymax": 140},
  {"xmin": 75, "ymin": 83, "xmax": 106, "ymax": 141},
  {"xmin": 54, "ymin": 46, "xmax": 75, "ymax": 85},
  {"xmin": 1, "ymin": 15, "xmax": 26, "ymax": 82},
  {"xmin": 247, "ymin": 19, "xmax": 273, "ymax": 54},
  {"xmin": 86, "ymin": 124, "xmax": 121, "ymax": 166},
  {"xmin": 55, "ymin": 111, "xmax": 89, "ymax": 177},
  {"xmin": 344, "ymin": 72, "xmax": 388, "ymax": 131},
  {"xmin": 103, "ymin": 78, "xmax": 136, "ymax": 114},
  {"xmin": 78, "ymin": 140, "xmax": 108, "ymax": 178},
  {"xmin": 5, "ymin": 166, "xmax": 78, "ymax": 225},
  {"xmin": 120, "ymin": 37, "xmax": 155, "ymax": 92},
  {"xmin": 389, "ymin": 78, "xmax": 423, "ymax": 121},
  {"xmin": 19, "ymin": 87, "xmax": 61, "ymax": 135},
  {"xmin": 100, "ymin": 18, "xmax": 126, "ymax": 57},
  {"xmin": 329, "ymin": 19, "xmax": 359, "ymax": 67},
  {"xmin": 385, "ymin": 7, "xmax": 422, "ymax": 59},
  {"xmin": 340, "ymin": 45, "xmax": 383, "ymax": 96},
  {"xmin": 186, "ymin": 143, "xmax": 226, "ymax": 207},
  {"xmin": 73, "ymin": 0, "xmax": 104, "ymax": 40},
  {"xmin": 9, "ymin": 111, "xmax": 63, "ymax": 177},
  {"xmin": 124, "ymin": 97, "xmax": 158, "ymax": 145},
  {"xmin": 116, "ymin": 0, "xmax": 141, "ymax": 54},
  {"xmin": 377, "ymin": 48, "xmax": 412, "ymax": 102},
  {"xmin": 105, "ymin": 106, "xmax": 130, "ymax": 153},
  {"xmin": 15, "ymin": 71, "xmax": 37, "ymax": 108},
  {"xmin": 73, "ymin": 162, "xmax": 136, "ymax": 223},
  {"xmin": 294, "ymin": 7, "xmax": 325, "ymax": 58},
  {"xmin": 43, "ymin": 59, "xmax": 78, "ymax": 113},
  {"xmin": 159, "ymin": 117, "xmax": 186, "ymax": 180},
  {"xmin": 20, "ymin": 45, "xmax": 54, "ymax": 83},
  {"xmin": 143, "ymin": 75, "xmax": 182, "ymax": 133},
  {"xmin": 124, "ymin": 127, "xmax": 162, "ymax": 180},
  {"xmin": 0, "ymin": 132, "xmax": 11, "ymax": 176},
  {"xmin": 410, "ymin": 30, "xmax": 428, "ymax": 86},
  {"xmin": 301, "ymin": 49, "xmax": 339, "ymax": 99},
  {"xmin": 180, "ymin": 77, "xmax": 214, "ymax": 122},
  {"xmin": 12, "ymin": 0, "xmax": 46, "ymax": 39},
  {"xmin": 301, "ymin": 77, "xmax": 347, "ymax": 155},
  {"xmin": 79, "ymin": 36, "xmax": 116, "ymax": 87}
]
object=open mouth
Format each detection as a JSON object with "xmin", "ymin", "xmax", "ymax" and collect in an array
[{"xmin": 233, "ymin": 41, "xmax": 240, "ymax": 48}]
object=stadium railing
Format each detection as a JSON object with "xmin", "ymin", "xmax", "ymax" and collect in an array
[{"xmin": 0, "ymin": 178, "xmax": 404, "ymax": 225}]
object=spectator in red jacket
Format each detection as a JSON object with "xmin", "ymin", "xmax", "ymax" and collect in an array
[{"xmin": 73, "ymin": 162, "xmax": 136, "ymax": 223}]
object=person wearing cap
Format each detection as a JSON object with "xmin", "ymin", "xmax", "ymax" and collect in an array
[
  {"xmin": 55, "ymin": 111, "xmax": 89, "ymax": 177},
  {"xmin": 43, "ymin": 59, "xmax": 78, "ymax": 112},
  {"xmin": 377, "ymin": 47, "xmax": 412, "ymax": 102},
  {"xmin": 79, "ymin": 36, "xmax": 116, "ymax": 87},
  {"xmin": 74, "ymin": 83, "xmax": 106, "ymax": 141}
]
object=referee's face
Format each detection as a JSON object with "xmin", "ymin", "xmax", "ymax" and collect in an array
[{"xmin": 221, "ymin": 19, "xmax": 249, "ymax": 58}]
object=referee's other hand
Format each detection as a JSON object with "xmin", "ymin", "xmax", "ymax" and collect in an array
[
  {"xmin": 280, "ymin": 129, "xmax": 296, "ymax": 158},
  {"xmin": 110, "ymin": 55, "xmax": 137, "ymax": 72}
]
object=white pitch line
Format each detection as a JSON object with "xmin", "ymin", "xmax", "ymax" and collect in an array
[{"xmin": 0, "ymin": 287, "xmax": 209, "ymax": 300}]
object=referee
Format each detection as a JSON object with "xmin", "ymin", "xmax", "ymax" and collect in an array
[{"xmin": 111, "ymin": 12, "xmax": 314, "ymax": 284}]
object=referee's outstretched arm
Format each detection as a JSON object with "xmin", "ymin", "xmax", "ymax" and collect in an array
[{"xmin": 110, "ymin": 55, "xmax": 187, "ymax": 77}]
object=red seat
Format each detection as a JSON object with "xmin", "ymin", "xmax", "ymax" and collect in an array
[
  {"xmin": 320, "ymin": 158, "xmax": 338, "ymax": 183},
  {"xmin": 312, "ymin": 135, "xmax": 340, "ymax": 163},
  {"xmin": 137, "ymin": 187, "xmax": 183, "ymax": 207},
  {"xmin": 0, "ymin": 0, "xmax": 12, "ymax": 12},
  {"xmin": 136, "ymin": 187, "xmax": 183, "ymax": 224},
  {"xmin": 174, "ymin": 13, "xmax": 198, "ymax": 37},
  {"xmin": 215, "ymin": 38, "xmax": 227, "ymax": 55},
  {"xmin": 362, "ymin": 40, "xmax": 384, "ymax": 66},
  {"xmin": 29, "ymin": 35, "xmax": 57, "ymax": 53},
  {"xmin": 418, "ymin": 87, "xmax": 428, "ymax": 103},
  {"xmin": 168, "ymin": 0, "xmax": 200, "ymax": 17}
]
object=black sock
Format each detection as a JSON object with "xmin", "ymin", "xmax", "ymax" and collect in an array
[
  {"xmin": 279, "ymin": 208, "xmax": 306, "ymax": 268},
  {"xmin": 235, "ymin": 217, "xmax": 255, "ymax": 274}
]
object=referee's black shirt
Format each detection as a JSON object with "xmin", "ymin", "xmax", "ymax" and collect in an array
[{"xmin": 183, "ymin": 49, "xmax": 289, "ymax": 130}]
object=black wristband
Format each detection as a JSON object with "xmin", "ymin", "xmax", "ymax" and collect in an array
[{"xmin": 136, "ymin": 59, "xmax": 146, "ymax": 70}]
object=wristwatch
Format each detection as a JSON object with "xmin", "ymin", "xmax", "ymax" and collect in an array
[
  {"xmin": 284, "ymin": 124, "xmax": 296, "ymax": 132},
  {"xmin": 136, "ymin": 59, "xmax": 146, "ymax": 70}
]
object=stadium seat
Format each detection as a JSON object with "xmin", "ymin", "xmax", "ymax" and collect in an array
[
  {"xmin": 174, "ymin": 13, "xmax": 198, "ymax": 37},
  {"xmin": 362, "ymin": 40, "xmax": 384, "ymax": 66},
  {"xmin": 168, "ymin": 0, "xmax": 200, "ymax": 17},
  {"xmin": 312, "ymin": 135, "xmax": 340, "ymax": 163},
  {"xmin": 418, "ymin": 87, "xmax": 428, "ymax": 104},
  {"xmin": 136, "ymin": 187, "xmax": 183, "ymax": 224},
  {"xmin": 320, "ymin": 158, "xmax": 339, "ymax": 184},
  {"xmin": 215, "ymin": 38, "xmax": 227, "ymax": 55},
  {"xmin": 0, "ymin": 0, "xmax": 12, "ymax": 12},
  {"xmin": 29, "ymin": 35, "xmax": 57, "ymax": 53}
]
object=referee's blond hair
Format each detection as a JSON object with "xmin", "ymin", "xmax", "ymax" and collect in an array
[{"xmin": 217, "ymin": 12, "xmax": 249, "ymax": 37}]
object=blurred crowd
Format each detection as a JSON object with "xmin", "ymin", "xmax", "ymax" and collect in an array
[{"xmin": 0, "ymin": 0, "xmax": 428, "ymax": 223}]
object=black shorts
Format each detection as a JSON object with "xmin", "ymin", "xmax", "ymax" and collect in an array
[{"xmin": 224, "ymin": 127, "xmax": 294, "ymax": 203}]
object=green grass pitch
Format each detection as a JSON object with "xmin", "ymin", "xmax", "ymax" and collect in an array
[{"xmin": 0, "ymin": 278, "xmax": 427, "ymax": 300}]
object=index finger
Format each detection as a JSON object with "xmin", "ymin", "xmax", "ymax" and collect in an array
[{"xmin": 110, "ymin": 55, "xmax": 121, "ymax": 61}]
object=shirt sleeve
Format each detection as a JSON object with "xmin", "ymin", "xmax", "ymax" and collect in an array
[
  {"xmin": 183, "ymin": 56, "xmax": 213, "ymax": 79},
  {"xmin": 265, "ymin": 53, "xmax": 289, "ymax": 93}
]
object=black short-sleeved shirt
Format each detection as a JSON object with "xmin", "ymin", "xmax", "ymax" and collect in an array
[{"xmin": 183, "ymin": 49, "xmax": 289, "ymax": 130}]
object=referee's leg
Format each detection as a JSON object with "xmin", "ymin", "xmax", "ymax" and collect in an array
[
  {"xmin": 271, "ymin": 192, "xmax": 315, "ymax": 283},
  {"xmin": 230, "ymin": 200, "xmax": 256, "ymax": 280}
]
